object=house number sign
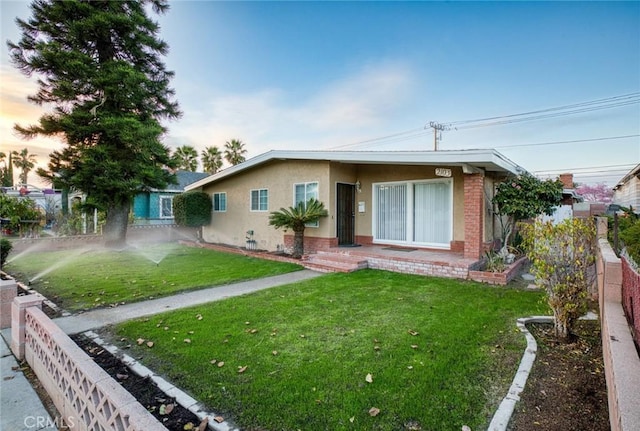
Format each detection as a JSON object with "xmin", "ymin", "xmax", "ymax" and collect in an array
[{"xmin": 435, "ymin": 168, "xmax": 452, "ymax": 177}]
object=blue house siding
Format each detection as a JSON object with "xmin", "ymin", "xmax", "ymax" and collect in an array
[{"xmin": 132, "ymin": 170, "xmax": 209, "ymax": 226}]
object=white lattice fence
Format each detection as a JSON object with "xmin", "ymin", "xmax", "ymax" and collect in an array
[{"xmin": 22, "ymin": 306, "xmax": 166, "ymax": 431}]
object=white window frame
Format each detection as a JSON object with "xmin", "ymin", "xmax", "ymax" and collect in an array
[
  {"xmin": 293, "ymin": 181, "xmax": 319, "ymax": 228},
  {"xmin": 250, "ymin": 188, "xmax": 269, "ymax": 212},
  {"xmin": 159, "ymin": 195, "xmax": 174, "ymax": 219},
  {"xmin": 372, "ymin": 178, "xmax": 453, "ymax": 248},
  {"xmin": 213, "ymin": 192, "xmax": 227, "ymax": 212}
]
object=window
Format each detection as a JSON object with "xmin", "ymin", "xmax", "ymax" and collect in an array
[
  {"xmin": 213, "ymin": 192, "xmax": 227, "ymax": 212},
  {"xmin": 250, "ymin": 189, "xmax": 269, "ymax": 211},
  {"xmin": 294, "ymin": 182, "xmax": 319, "ymax": 227},
  {"xmin": 159, "ymin": 196, "xmax": 173, "ymax": 218}
]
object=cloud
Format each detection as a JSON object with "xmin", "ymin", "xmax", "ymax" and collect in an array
[{"xmin": 166, "ymin": 60, "xmax": 416, "ymax": 158}]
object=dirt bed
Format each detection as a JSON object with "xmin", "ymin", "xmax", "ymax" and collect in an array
[{"xmin": 508, "ymin": 320, "xmax": 610, "ymax": 431}]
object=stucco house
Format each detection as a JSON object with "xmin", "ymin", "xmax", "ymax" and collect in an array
[
  {"xmin": 185, "ymin": 150, "xmax": 525, "ymax": 264},
  {"xmin": 132, "ymin": 170, "xmax": 209, "ymax": 225}
]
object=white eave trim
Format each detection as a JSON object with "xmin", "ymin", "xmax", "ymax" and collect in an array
[{"xmin": 185, "ymin": 149, "xmax": 527, "ymax": 191}]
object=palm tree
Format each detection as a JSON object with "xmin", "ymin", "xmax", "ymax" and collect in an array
[
  {"xmin": 0, "ymin": 152, "xmax": 11, "ymax": 186},
  {"xmin": 268, "ymin": 198, "xmax": 328, "ymax": 259},
  {"xmin": 172, "ymin": 145, "xmax": 199, "ymax": 172},
  {"xmin": 224, "ymin": 139, "xmax": 247, "ymax": 166},
  {"xmin": 12, "ymin": 148, "xmax": 37, "ymax": 185},
  {"xmin": 201, "ymin": 146, "xmax": 223, "ymax": 174}
]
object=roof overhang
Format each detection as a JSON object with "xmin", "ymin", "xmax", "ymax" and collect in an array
[{"xmin": 185, "ymin": 149, "xmax": 527, "ymax": 191}]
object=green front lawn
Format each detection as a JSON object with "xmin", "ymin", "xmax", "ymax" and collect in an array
[
  {"xmin": 114, "ymin": 270, "xmax": 546, "ymax": 431},
  {"xmin": 4, "ymin": 243, "xmax": 301, "ymax": 311}
]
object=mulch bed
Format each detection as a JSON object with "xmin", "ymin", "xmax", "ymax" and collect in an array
[
  {"xmin": 71, "ymin": 334, "xmax": 206, "ymax": 431},
  {"xmin": 508, "ymin": 319, "xmax": 610, "ymax": 430}
]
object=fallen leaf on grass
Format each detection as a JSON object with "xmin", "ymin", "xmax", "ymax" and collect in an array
[
  {"xmin": 411, "ymin": 344, "xmax": 418, "ymax": 349},
  {"xmin": 408, "ymin": 330, "xmax": 419, "ymax": 336},
  {"xmin": 184, "ymin": 338, "xmax": 191, "ymax": 343},
  {"xmin": 349, "ymin": 416, "xmax": 355, "ymax": 423},
  {"xmin": 272, "ymin": 350, "xmax": 278, "ymax": 356},
  {"xmin": 365, "ymin": 373, "xmax": 373, "ymax": 383},
  {"xmin": 136, "ymin": 338, "xmax": 145, "ymax": 345},
  {"xmin": 238, "ymin": 366, "xmax": 248, "ymax": 373},
  {"xmin": 196, "ymin": 314, "xmax": 203, "ymax": 321},
  {"xmin": 217, "ymin": 361, "xmax": 225, "ymax": 368},
  {"xmin": 369, "ymin": 407, "xmax": 380, "ymax": 417},
  {"xmin": 146, "ymin": 341, "xmax": 154, "ymax": 348}
]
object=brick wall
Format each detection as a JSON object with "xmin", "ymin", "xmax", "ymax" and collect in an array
[
  {"xmin": 621, "ymin": 256, "xmax": 640, "ymax": 348},
  {"xmin": 283, "ymin": 234, "xmax": 338, "ymax": 255},
  {"xmin": 463, "ymin": 174, "xmax": 484, "ymax": 260},
  {"xmin": 596, "ymin": 237, "xmax": 640, "ymax": 431}
]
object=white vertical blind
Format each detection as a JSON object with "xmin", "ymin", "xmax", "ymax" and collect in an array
[
  {"xmin": 414, "ymin": 182, "xmax": 451, "ymax": 244},
  {"xmin": 376, "ymin": 184, "xmax": 407, "ymax": 241}
]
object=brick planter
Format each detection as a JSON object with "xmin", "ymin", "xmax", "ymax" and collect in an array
[{"xmin": 468, "ymin": 256, "xmax": 528, "ymax": 285}]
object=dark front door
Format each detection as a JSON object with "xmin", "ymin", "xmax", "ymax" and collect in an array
[{"xmin": 337, "ymin": 183, "xmax": 356, "ymax": 246}]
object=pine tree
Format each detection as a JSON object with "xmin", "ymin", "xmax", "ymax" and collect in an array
[{"xmin": 8, "ymin": 0, "xmax": 181, "ymax": 246}]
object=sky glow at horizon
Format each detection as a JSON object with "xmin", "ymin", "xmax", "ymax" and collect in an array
[{"xmin": 1, "ymin": 0, "xmax": 638, "ymax": 187}]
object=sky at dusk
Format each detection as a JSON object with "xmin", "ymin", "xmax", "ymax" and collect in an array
[{"xmin": 1, "ymin": 0, "xmax": 639, "ymax": 187}]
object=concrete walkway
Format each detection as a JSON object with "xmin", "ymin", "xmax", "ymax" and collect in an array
[
  {"xmin": 1, "ymin": 269, "xmax": 322, "ymax": 430},
  {"xmin": 53, "ymin": 269, "xmax": 321, "ymax": 335}
]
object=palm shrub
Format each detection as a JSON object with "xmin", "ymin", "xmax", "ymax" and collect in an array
[
  {"xmin": 269, "ymin": 198, "xmax": 328, "ymax": 258},
  {"xmin": 520, "ymin": 217, "xmax": 596, "ymax": 341}
]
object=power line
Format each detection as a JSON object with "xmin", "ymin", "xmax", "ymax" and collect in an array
[
  {"xmin": 532, "ymin": 163, "xmax": 636, "ymax": 174},
  {"xmin": 493, "ymin": 134, "xmax": 640, "ymax": 149},
  {"xmin": 444, "ymin": 92, "xmax": 640, "ymax": 130}
]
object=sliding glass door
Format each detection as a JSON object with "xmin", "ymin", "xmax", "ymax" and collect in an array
[{"xmin": 374, "ymin": 179, "xmax": 452, "ymax": 248}]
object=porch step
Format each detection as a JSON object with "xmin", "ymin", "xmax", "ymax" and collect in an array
[{"xmin": 303, "ymin": 252, "xmax": 369, "ymax": 273}]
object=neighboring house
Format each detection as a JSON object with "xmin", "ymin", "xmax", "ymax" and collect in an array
[
  {"xmin": 185, "ymin": 150, "xmax": 525, "ymax": 260},
  {"xmin": 542, "ymin": 173, "xmax": 585, "ymax": 223},
  {"xmin": 613, "ymin": 164, "xmax": 640, "ymax": 212},
  {"xmin": 132, "ymin": 170, "xmax": 209, "ymax": 225},
  {"xmin": 1, "ymin": 185, "xmax": 62, "ymax": 227}
]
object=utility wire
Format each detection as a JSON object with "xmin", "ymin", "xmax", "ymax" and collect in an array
[
  {"xmin": 445, "ymin": 92, "xmax": 640, "ymax": 129},
  {"xmin": 329, "ymin": 93, "xmax": 639, "ymax": 150},
  {"xmin": 492, "ymin": 134, "xmax": 640, "ymax": 149}
]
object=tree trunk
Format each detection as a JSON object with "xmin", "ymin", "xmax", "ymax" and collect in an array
[
  {"xmin": 553, "ymin": 309, "xmax": 571, "ymax": 341},
  {"xmin": 103, "ymin": 203, "xmax": 130, "ymax": 248},
  {"xmin": 292, "ymin": 228, "xmax": 305, "ymax": 259}
]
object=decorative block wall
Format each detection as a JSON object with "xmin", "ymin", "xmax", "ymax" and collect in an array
[{"xmin": 11, "ymin": 295, "xmax": 167, "ymax": 431}]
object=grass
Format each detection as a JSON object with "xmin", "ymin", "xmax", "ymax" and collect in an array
[
  {"xmin": 4, "ymin": 243, "xmax": 302, "ymax": 311},
  {"xmin": 113, "ymin": 270, "xmax": 546, "ymax": 431}
]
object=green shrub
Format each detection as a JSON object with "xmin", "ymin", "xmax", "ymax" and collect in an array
[
  {"xmin": 620, "ymin": 218, "xmax": 640, "ymax": 264},
  {"xmin": 1, "ymin": 238, "xmax": 12, "ymax": 267},
  {"xmin": 173, "ymin": 191, "xmax": 212, "ymax": 227}
]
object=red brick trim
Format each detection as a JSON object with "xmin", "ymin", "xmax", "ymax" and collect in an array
[{"xmin": 464, "ymin": 174, "xmax": 484, "ymax": 260}]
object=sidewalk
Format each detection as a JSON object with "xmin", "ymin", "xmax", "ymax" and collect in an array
[
  {"xmin": 1, "ymin": 269, "xmax": 322, "ymax": 430},
  {"xmin": 0, "ymin": 331, "xmax": 56, "ymax": 431}
]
